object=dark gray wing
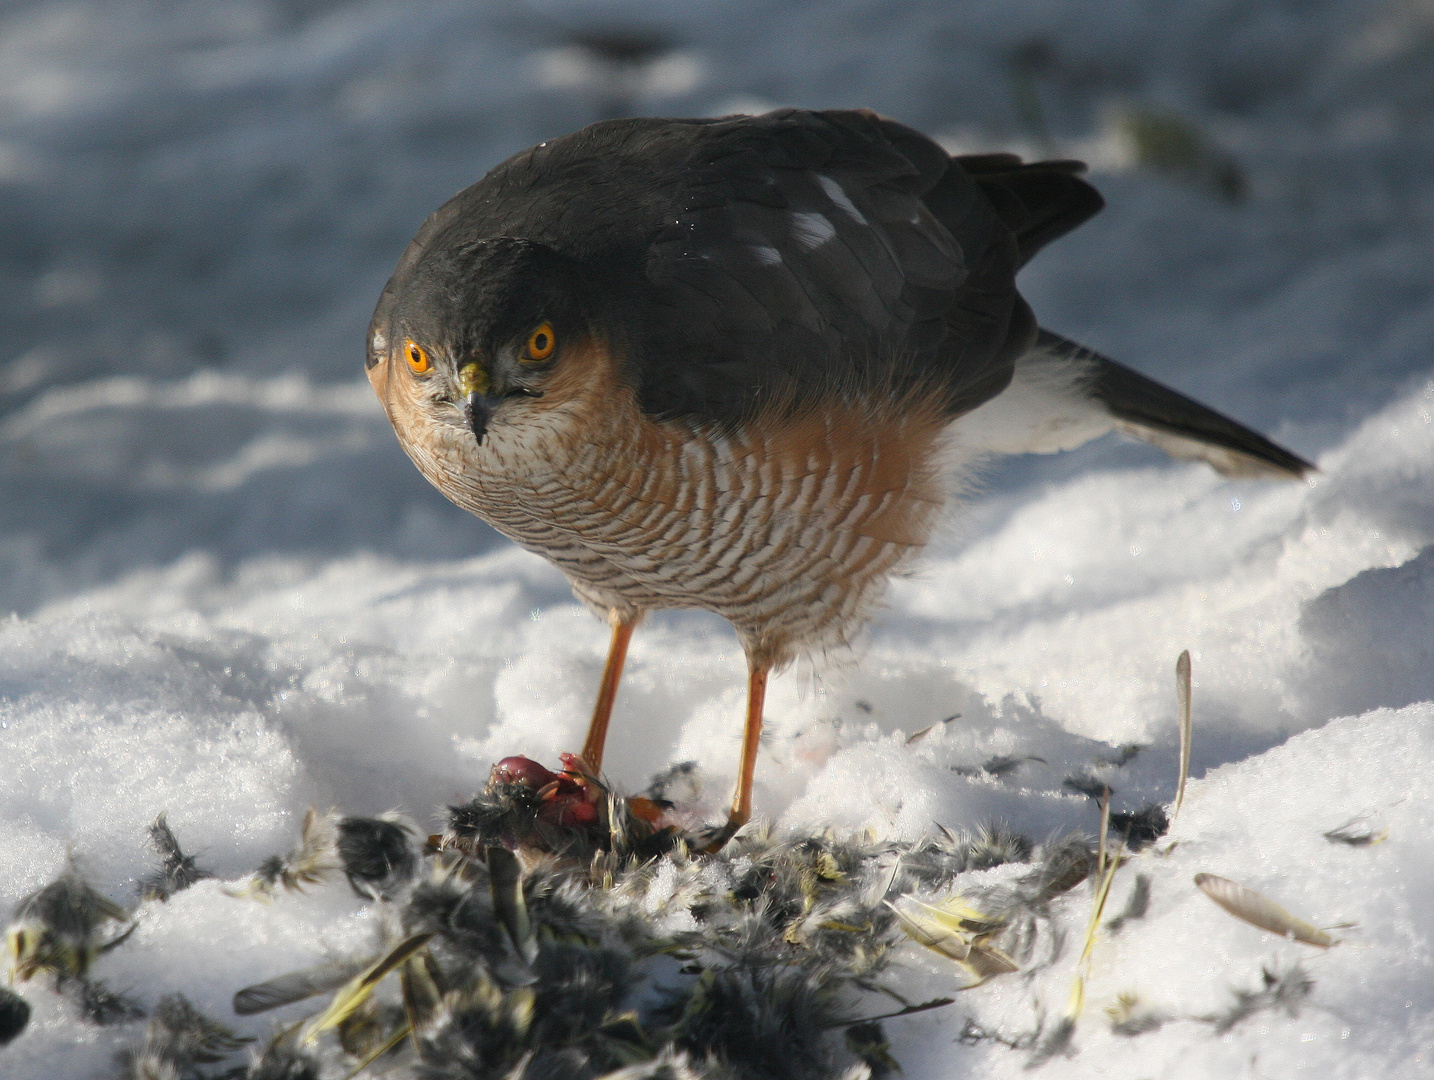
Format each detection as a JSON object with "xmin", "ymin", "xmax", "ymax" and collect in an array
[
  {"xmin": 374, "ymin": 110, "xmax": 1105, "ymax": 430},
  {"xmin": 636, "ymin": 109, "xmax": 1021, "ymax": 426}
]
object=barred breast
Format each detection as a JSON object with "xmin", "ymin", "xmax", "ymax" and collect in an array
[{"xmin": 388, "ymin": 338, "xmax": 956, "ymax": 669}]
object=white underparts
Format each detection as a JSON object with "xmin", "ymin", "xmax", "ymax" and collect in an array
[{"xmin": 948, "ymin": 347, "xmax": 1110, "ymax": 457}]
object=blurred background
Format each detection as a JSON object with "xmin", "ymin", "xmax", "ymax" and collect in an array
[{"xmin": 0, "ymin": 0, "xmax": 1431, "ymax": 613}]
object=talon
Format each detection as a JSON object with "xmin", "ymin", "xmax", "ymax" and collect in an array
[{"xmin": 700, "ymin": 816, "xmax": 745, "ymax": 854}]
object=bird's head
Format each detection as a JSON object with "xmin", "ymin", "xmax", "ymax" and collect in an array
[{"xmin": 368, "ymin": 236, "xmax": 597, "ymax": 445}]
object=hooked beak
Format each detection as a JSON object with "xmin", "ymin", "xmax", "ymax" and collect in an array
[
  {"xmin": 456, "ymin": 361, "xmax": 543, "ymax": 444},
  {"xmin": 464, "ymin": 392, "xmax": 493, "ymax": 444},
  {"xmin": 458, "ymin": 362, "xmax": 493, "ymax": 444}
]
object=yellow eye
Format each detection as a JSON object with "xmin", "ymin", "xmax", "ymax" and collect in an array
[
  {"xmin": 524, "ymin": 322, "xmax": 556, "ymax": 362},
  {"xmin": 405, "ymin": 340, "xmax": 431, "ymax": 374}
]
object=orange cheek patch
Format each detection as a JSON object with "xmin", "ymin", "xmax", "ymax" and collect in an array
[{"xmin": 370, "ymin": 351, "xmax": 434, "ymax": 450}]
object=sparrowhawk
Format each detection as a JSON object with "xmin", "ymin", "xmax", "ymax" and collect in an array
[{"xmin": 366, "ymin": 108, "xmax": 1309, "ymax": 845}]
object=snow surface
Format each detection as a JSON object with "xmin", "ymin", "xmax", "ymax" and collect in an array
[{"xmin": 2, "ymin": 0, "xmax": 1433, "ymax": 1075}]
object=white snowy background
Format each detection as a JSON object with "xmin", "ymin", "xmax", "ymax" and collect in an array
[{"xmin": 2, "ymin": 0, "xmax": 1433, "ymax": 1075}]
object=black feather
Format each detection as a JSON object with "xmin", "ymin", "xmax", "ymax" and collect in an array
[
  {"xmin": 244, "ymin": 1033, "xmax": 320, "ymax": 1080},
  {"xmin": 336, "ymin": 815, "xmax": 419, "ymax": 900},
  {"xmin": 112, "ymin": 993, "xmax": 249, "ymax": 1077},
  {"xmin": 73, "ymin": 979, "xmax": 146, "ymax": 1026},
  {"xmin": 1017, "ymin": 835, "xmax": 1096, "ymax": 905},
  {"xmin": 903, "ymin": 822, "xmax": 1033, "ymax": 888},
  {"xmin": 1061, "ymin": 772, "xmax": 1111, "ymax": 802},
  {"xmin": 140, "ymin": 813, "xmax": 213, "ymax": 902},
  {"xmin": 1108, "ymin": 804, "xmax": 1170, "ymax": 851},
  {"xmin": 232, "ymin": 959, "xmax": 367, "ymax": 1016}
]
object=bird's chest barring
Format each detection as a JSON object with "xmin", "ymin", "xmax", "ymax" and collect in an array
[{"xmin": 460, "ymin": 419, "xmax": 947, "ymax": 644}]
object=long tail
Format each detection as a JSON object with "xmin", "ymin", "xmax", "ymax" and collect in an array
[{"xmin": 951, "ymin": 330, "xmax": 1313, "ymax": 479}]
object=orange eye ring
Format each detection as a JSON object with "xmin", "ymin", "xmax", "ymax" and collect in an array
[
  {"xmin": 524, "ymin": 322, "xmax": 556, "ymax": 363},
  {"xmin": 405, "ymin": 340, "xmax": 431, "ymax": 374}
]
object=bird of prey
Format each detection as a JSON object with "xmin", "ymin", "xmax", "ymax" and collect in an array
[{"xmin": 366, "ymin": 108, "xmax": 1309, "ymax": 846}]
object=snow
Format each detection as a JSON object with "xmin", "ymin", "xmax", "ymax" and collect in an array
[
  {"xmin": 887, "ymin": 703, "xmax": 1434, "ymax": 1078},
  {"xmin": 2, "ymin": 0, "xmax": 1433, "ymax": 1076}
]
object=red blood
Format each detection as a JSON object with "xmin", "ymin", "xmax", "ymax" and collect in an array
[
  {"xmin": 493, "ymin": 754, "xmax": 604, "ymax": 830},
  {"xmin": 491, "ymin": 756, "xmax": 560, "ymax": 788}
]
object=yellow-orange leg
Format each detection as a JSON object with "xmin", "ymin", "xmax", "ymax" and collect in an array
[
  {"xmin": 580, "ymin": 615, "xmax": 636, "ymax": 771},
  {"xmin": 705, "ymin": 663, "xmax": 769, "ymax": 852}
]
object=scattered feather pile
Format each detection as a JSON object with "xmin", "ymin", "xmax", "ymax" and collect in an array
[
  {"xmin": 8, "ymin": 655, "xmax": 1366, "ymax": 1078},
  {"xmin": 113, "ymin": 994, "xmax": 251, "ymax": 1080},
  {"xmin": 3, "ymin": 762, "xmax": 1122, "ymax": 1080}
]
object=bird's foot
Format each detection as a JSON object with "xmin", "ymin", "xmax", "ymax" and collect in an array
[
  {"xmin": 696, "ymin": 814, "xmax": 748, "ymax": 854},
  {"xmin": 443, "ymin": 754, "xmax": 677, "ymax": 863},
  {"xmin": 492, "ymin": 753, "xmax": 603, "ymax": 827}
]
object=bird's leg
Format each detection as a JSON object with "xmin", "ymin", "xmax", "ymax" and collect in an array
[
  {"xmin": 705, "ymin": 661, "xmax": 769, "ymax": 852},
  {"xmin": 579, "ymin": 613, "xmax": 636, "ymax": 772}
]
